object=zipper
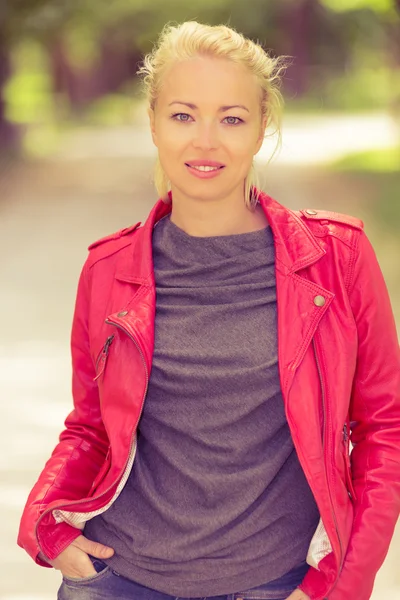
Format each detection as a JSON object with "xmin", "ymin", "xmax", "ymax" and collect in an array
[
  {"xmin": 93, "ymin": 335, "xmax": 115, "ymax": 381},
  {"xmin": 312, "ymin": 337, "xmax": 344, "ymax": 588},
  {"xmin": 343, "ymin": 421, "xmax": 357, "ymax": 501},
  {"xmin": 35, "ymin": 318, "xmax": 149, "ymax": 555}
]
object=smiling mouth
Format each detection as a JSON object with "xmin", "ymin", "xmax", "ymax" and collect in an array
[{"xmin": 185, "ymin": 163, "xmax": 225, "ymax": 171}]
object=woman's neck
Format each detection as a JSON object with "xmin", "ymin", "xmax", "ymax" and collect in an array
[{"xmin": 168, "ymin": 192, "xmax": 269, "ymax": 238}]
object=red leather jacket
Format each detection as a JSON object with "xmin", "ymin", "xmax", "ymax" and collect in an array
[{"xmin": 17, "ymin": 191, "xmax": 400, "ymax": 600}]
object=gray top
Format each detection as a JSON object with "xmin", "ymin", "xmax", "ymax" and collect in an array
[{"xmin": 84, "ymin": 213, "xmax": 319, "ymax": 597}]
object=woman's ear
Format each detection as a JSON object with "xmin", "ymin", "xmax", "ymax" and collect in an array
[{"xmin": 148, "ymin": 107, "xmax": 158, "ymax": 147}]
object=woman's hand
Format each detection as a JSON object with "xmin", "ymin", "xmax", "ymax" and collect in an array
[
  {"xmin": 40, "ymin": 535, "xmax": 114, "ymax": 579},
  {"xmin": 285, "ymin": 589, "xmax": 311, "ymax": 600}
]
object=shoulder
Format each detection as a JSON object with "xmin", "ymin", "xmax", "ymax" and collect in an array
[
  {"xmin": 87, "ymin": 222, "xmax": 142, "ymax": 250},
  {"xmin": 295, "ymin": 208, "xmax": 364, "ymax": 230},
  {"xmin": 86, "ymin": 222, "xmax": 142, "ymax": 266},
  {"xmin": 294, "ymin": 208, "xmax": 364, "ymax": 247}
]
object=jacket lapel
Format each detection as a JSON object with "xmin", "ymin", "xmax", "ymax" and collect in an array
[{"xmin": 261, "ymin": 195, "xmax": 335, "ymax": 395}]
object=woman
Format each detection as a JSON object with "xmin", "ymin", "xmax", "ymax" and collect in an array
[{"xmin": 18, "ymin": 21, "xmax": 400, "ymax": 600}]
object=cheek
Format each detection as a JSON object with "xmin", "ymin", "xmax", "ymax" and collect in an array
[
  {"xmin": 228, "ymin": 138, "xmax": 258, "ymax": 165},
  {"xmin": 156, "ymin": 130, "xmax": 185, "ymax": 175},
  {"xmin": 225, "ymin": 126, "xmax": 261, "ymax": 151},
  {"xmin": 157, "ymin": 124, "xmax": 188, "ymax": 157}
]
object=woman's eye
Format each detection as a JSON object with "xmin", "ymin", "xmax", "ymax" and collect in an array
[
  {"xmin": 171, "ymin": 113, "xmax": 243, "ymax": 125},
  {"xmin": 173, "ymin": 113, "xmax": 192, "ymax": 122},
  {"xmin": 224, "ymin": 116, "xmax": 242, "ymax": 125}
]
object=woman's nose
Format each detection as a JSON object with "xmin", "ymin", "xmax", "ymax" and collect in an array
[{"xmin": 192, "ymin": 124, "xmax": 219, "ymax": 150}]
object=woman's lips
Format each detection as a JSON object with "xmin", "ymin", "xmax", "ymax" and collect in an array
[
  {"xmin": 185, "ymin": 164, "xmax": 225, "ymax": 179},
  {"xmin": 186, "ymin": 160, "xmax": 225, "ymax": 167}
]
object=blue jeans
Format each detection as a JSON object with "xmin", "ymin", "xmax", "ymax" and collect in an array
[{"xmin": 57, "ymin": 557, "xmax": 306, "ymax": 600}]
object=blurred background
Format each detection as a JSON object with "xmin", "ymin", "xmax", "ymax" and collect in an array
[{"xmin": 0, "ymin": 1, "xmax": 399, "ymax": 598}]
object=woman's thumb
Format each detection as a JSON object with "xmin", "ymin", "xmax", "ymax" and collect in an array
[
  {"xmin": 74, "ymin": 535, "xmax": 114, "ymax": 558},
  {"xmin": 88, "ymin": 540, "xmax": 114, "ymax": 558}
]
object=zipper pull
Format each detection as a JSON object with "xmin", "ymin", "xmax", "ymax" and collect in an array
[
  {"xmin": 94, "ymin": 335, "xmax": 114, "ymax": 381},
  {"xmin": 103, "ymin": 335, "xmax": 114, "ymax": 353}
]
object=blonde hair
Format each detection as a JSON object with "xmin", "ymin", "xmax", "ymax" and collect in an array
[{"xmin": 137, "ymin": 21, "xmax": 288, "ymax": 209}]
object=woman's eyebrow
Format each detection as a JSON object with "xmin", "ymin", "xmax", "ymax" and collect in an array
[{"xmin": 168, "ymin": 101, "xmax": 250, "ymax": 113}]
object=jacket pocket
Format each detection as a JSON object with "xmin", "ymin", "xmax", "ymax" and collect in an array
[
  {"xmin": 93, "ymin": 335, "xmax": 114, "ymax": 382},
  {"xmin": 342, "ymin": 420, "xmax": 357, "ymax": 502},
  {"xmin": 89, "ymin": 448, "xmax": 112, "ymax": 495}
]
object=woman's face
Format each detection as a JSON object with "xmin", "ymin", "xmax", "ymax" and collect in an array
[{"xmin": 149, "ymin": 55, "xmax": 266, "ymax": 203}]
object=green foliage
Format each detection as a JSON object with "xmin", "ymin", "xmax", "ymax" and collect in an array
[
  {"xmin": 375, "ymin": 176, "xmax": 400, "ymax": 232},
  {"xmin": 3, "ymin": 0, "xmax": 73, "ymax": 42},
  {"xmin": 326, "ymin": 67, "xmax": 398, "ymax": 110},
  {"xmin": 63, "ymin": 21, "xmax": 101, "ymax": 70},
  {"xmin": 4, "ymin": 39, "xmax": 54, "ymax": 124},
  {"xmin": 83, "ymin": 86, "xmax": 140, "ymax": 126},
  {"xmin": 285, "ymin": 65, "xmax": 399, "ymax": 112},
  {"xmin": 330, "ymin": 146, "xmax": 400, "ymax": 172},
  {"xmin": 320, "ymin": 0, "xmax": 397, "ymax": 14}
]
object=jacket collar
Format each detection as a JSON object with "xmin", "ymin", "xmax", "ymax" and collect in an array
[{"xmin": 115, "ymin": 189, "xmax": 326, "ymax": 284}]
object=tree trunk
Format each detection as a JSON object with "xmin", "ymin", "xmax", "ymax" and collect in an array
[{"xmin": 281, "ymin": 0, "xmax": 318, "ymax": 98}]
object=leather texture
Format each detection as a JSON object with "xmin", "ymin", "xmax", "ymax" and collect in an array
[{"xmin": 17, "ymin": 191, "xmax": 400, "ymax": 600}]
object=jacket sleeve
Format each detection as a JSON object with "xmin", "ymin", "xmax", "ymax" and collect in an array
[
  {"xmin": 17, "ymin": 258, "xmax": 109, "ymax": 566},
  {"xmin": 328, "ymin": 229, "xmax": 400, "ymax": 599}
]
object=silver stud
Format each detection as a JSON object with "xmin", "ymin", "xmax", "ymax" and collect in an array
[
  {"xmin": 314, "ymin": 295, "xmax": 326, "ymax": 307},
  {"xmin": 117, "ymin": 310, "xmax": 128, "ymax": 317},
  {"xmin": 306, "ymin": 209, "xmax": 318, "ymax": 215}
]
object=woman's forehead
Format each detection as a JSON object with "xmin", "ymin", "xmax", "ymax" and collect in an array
[{"xmin": 158, "ymin": 57, "xmax": 261, "ymax": 107}]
